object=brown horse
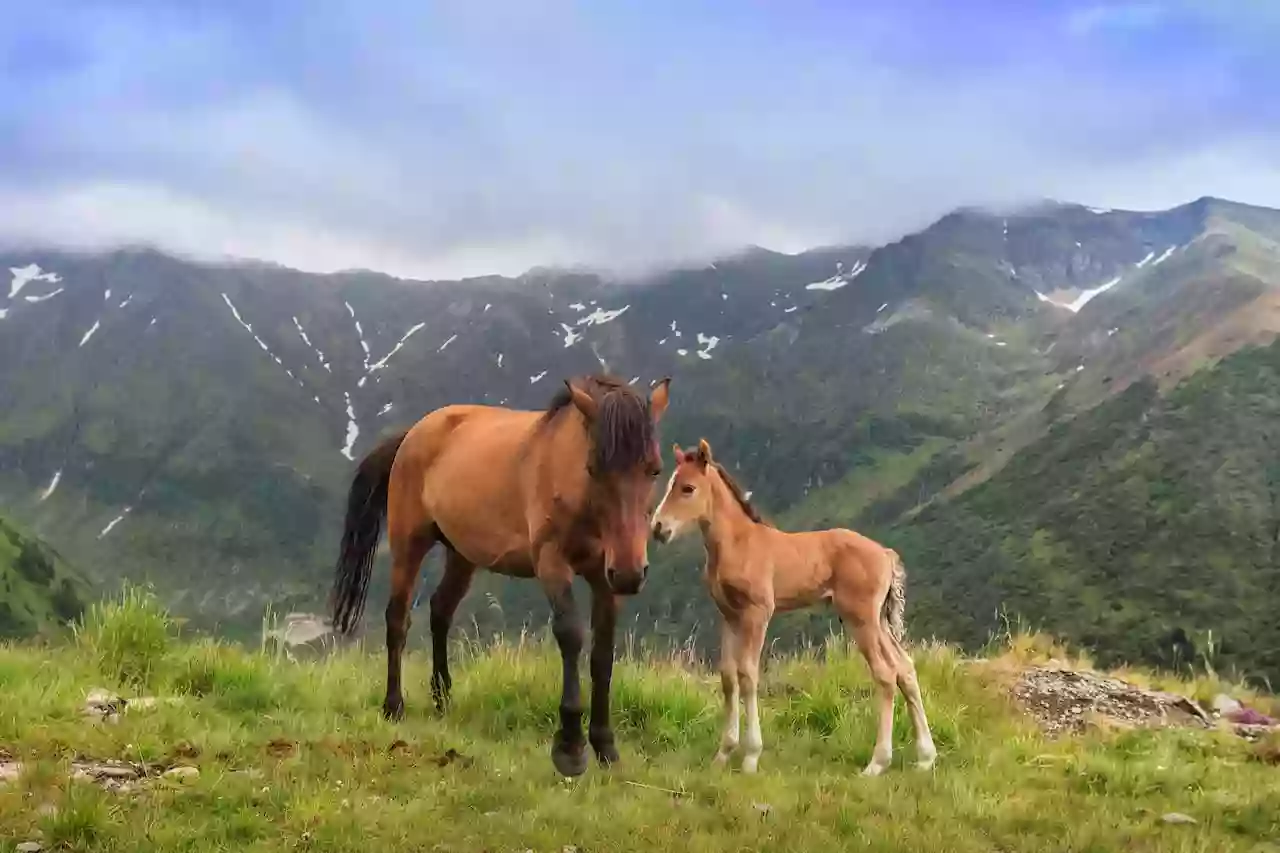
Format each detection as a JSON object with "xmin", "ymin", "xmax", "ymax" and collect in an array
[
  {"xmin": 328, "ymin": 373, "xmax": 672, "ymax": 777},
  {"xmin": 650, "ymin": 439, "xmax": 936, "ymax": 776}
]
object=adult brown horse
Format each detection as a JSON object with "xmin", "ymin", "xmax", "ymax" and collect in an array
[{"xmin": 328, "ymin": 373, "xmax": 672, "ymax": 777}]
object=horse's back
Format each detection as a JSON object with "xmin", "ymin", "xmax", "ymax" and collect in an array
[{"xmin": 390, "ymin": 402, "xmax": 546, "ymax": 571}]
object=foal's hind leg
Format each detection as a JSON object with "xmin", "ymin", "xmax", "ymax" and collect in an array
[
  {"xmin": 890, "ymin": 638, "xmax": 937, "ymax": 770},
  {"xmin": 845, "ymin": 617, "xmax": 899, "ymax": 777},
  {"xmin": 429, "ymin": 547, "xmax": 476, "ymax": 713},
  {"xmin": 383, "ymin": 529, "xmax": 437, "ymax": 721}
]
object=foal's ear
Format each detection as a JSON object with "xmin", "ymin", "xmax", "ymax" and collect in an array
[
  {"xmin": 696, "ymin": 438, "xmax": 713, "ymax": 466},
  {"xmin": 671, "ymin": 442, "xmax": 683, "ymax": 461},
  {"xmin": 649, "ymin": 376, "xmax": 672, "ymax": 421},
  {"xmin": 565, "ymin": 379, "xmax": 598, "ymax": 420}
]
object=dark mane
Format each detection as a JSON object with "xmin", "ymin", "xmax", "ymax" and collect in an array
[
  {"xmin": 710, "ymin": 460, "xmax": 769, "ymax": 526},
  {"xmin": 544, "ymin": 373, "xmax": 656, "ymax": 475}
]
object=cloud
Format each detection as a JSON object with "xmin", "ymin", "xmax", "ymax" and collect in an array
[
  {"xmin": 2, "ymin": 0, "xmax": 1279, "ymax": 280},
  {"xmin": 1066, "ymin": 3, "xmax": 1168, "ymax": 36}
]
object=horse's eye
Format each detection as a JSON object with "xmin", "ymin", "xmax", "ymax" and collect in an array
[
  {"xmin": 681, "ymin": 484, "xmax": 696, "ymax": 495},
  {"xmin": 648, "ymin": 465, "xmax": 662, "ymax": 478}
]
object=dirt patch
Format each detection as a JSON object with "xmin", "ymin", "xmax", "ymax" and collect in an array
[{"xmin": 1009, "ymin": 662, "xmax": 1213, "ymax": 736}]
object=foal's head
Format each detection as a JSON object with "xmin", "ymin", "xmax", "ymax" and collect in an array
[
  {"xmin": 558, "ymin": 374, "xmax": 671, "ymax": 594},
  {"xmin": 652, "ymin": 438, "xmax": 761, "ymax": 543}
]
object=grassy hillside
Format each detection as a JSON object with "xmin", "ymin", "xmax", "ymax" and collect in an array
[
  {"xmin": 884, "ymin": 337, "xmax": 1280, "ymax": 685},
  {"xmin": 1, "ymin": 591, "xmax": 1277, "ymax": 851},
  {"xmin": 0, "ymin": 513, "xmax": 87, "ymax": 640}
]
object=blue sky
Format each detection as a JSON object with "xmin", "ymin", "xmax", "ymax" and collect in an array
[{"xmin": 2, "ymin": 0, "xmax": 1278, "ymax": 279}]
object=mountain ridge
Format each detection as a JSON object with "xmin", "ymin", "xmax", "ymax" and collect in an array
[{"xmin": 2, "ymin": 193, "xmax": 1279, "ymax": 682}]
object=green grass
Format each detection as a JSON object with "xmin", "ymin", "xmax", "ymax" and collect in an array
[{"xmin": 1, "ymin": 590, "xmax": 1277, "ymax": 852}]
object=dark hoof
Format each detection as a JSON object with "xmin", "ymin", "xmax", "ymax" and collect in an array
[
  {"xmin": 382, "ymin": 697, "xmax": 405, "ymax": 722},
  {"xmin": 590, "ymin": 729, "xmax": 620, "ymax": 766},
  {"xmin": 551, "ymin": 741, "xmax": 589, "ymax": 778},
  {"xmin": 595, "ymin": 742, "xmax": 621, "ymax": 767}
]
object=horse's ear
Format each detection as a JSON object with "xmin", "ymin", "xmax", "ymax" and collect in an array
[
  {"xmin": 696, "ymin": 438, "xmax": 713, "ymax": 467},
  {"xmin": 649, "ymin": 376, "xmax": 671, "ymax": 421},
  {"xmin": 565, "ymin": 379, "xmax": 598, "ymax": 421}
]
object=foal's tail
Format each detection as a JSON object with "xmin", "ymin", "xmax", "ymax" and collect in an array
[
  {"xmin": 882, "ymin": 548, "xmax": 908, "ymax": 645},
  {"xmin": 329, "ymin": 428, "xmax": 410, "ymax": 637}
]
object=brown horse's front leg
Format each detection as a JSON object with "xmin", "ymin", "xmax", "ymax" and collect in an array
[
  {"xmin": 540, "ymin": 559, "xmax": 588, "ymax": 777},
  {"xmin": 588, "ymin": 586, "xmax": 621, "ymax": 767}
]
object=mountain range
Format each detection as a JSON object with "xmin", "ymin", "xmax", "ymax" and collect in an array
[{"xmin": 2, "ymin": 194, "xmax": 1278, "ymax": 682}]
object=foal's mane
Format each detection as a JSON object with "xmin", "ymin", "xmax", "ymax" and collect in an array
[
  {"xmin": 543, "ymin": 373, "xmax": 656, "ymax": 474},
  {"xmin": 711, "ymin": 462, "xmax": 770, "ymax": 526}
]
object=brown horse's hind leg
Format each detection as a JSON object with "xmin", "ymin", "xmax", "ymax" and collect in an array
[
  {"xmin": 383, "ymin": 528, "xmax": 437, "ymax": 721},
  {"xmin": 429, "ymin": 547, "xmax": 476, "ymax": 713}
]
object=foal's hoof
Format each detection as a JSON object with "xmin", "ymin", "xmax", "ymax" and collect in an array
[
  {"xmin": 551, "ymin": 741, "xmax": 589, "ymax": 778},
  {"xmin": 860, "ymin": 761, "xmax": 888, "ymax": 778}
]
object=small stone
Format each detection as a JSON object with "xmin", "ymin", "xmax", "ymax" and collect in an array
[
  {"xmin": 1161, "ymin": 812, "xmax": 1197, "ymax": 825},
  {"xmin": 1212, "ymin": 694, "xmax": 1242, "ymax": 716},
  {"xmin": 0, "ymin": 761, "xmax": 23, "ymax": 785},
  {"xmin": 163, "ymin": 766, "xmax": 200, "ymax": 782},
  {"xmin": 96, "ymin": 765, "xmax": 139, "ymax": 780},
  {"xmin": 16, "ymin": 842, "xmax": 43, "ymax": 853},
  {"xmin": 752, "ymin": 801, "xmax": 773, "ymax": 817}
]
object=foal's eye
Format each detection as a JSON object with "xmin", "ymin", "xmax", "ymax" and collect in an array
[{"xmin": 681, "ymin": 484, "xmax": 696, "ymax": 495}]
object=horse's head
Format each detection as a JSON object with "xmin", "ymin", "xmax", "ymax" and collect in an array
[
  {"xmin": 651, "ymin": 438, "xmax": 716, "ymax": 544},
  {"xmin": 564, "ymin": 375, "xmax": 671, "ymax": 595}
]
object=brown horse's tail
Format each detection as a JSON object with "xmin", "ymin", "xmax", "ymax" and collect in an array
[
  {"xmin": 882, "ymin": 548, "xmax": 907, "ymax": 644},
  {"xmin": 329, "ymin": 429, "xmax": 410, "ymax": 637}
]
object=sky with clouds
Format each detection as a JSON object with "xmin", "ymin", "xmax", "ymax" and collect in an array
[{"xmin": 2, "ymin": 0, "xmax": 1279, "ymax": 280}]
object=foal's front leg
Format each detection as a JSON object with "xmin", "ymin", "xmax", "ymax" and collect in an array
[
  {"xmin": 736, "ymin": 607, "xmax": 770, "ymax": 773},
  {"xmin": 587, "ymin": 585, "xmax": 621, "ymax": 766},
  {"xmin": 712, "ymin": 619, "xmax": 741, "ymax": 767}
]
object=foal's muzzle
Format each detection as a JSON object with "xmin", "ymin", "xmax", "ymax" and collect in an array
[{"xmin": 652, "ymin": 521, "xmax": 672, "ymax": 544}]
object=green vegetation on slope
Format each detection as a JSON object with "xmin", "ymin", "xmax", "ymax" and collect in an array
[
  {"xmin": 0, "ymin": 513, "xmax": 87, "ymax": 639},
  {"xmin": 1, "ymin": 591, "xmax": 1276, "ymax": 852},
  {"xmin": 886, "ymin": 337, "xmax": 1280, "ymax": 685}
]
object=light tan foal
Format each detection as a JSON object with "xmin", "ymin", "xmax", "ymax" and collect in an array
[{"xmin": 651, "ymin": 439, "xmax": 937, "ymax": 776}]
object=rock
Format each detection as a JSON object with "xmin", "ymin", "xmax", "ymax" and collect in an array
[
  {"xmin": 752, "ymin": 802, "xmax": 773, "ymax": 817},
  {"xmin": 1011, "ymin": 666, "xmax": 1212, "ymax": 737},
  {"xmin": 1161, "ymin": 812, "xmax": 1197, "ymax": 825},
  {"xmin": 83, "ymin": 688, "xmax": 127, "ymax": 722},
  {"xmin": 262, "ymin": 612, "xmax": 346, "ymax": 661},
  {"xmin": 129, "ymin": 696, "xmax": 182, "ymax": 711},
  {"xmin": 163, "ymin": 766, "xmax": 200, "ymax": 782},
  {"xmin": 16, "ymin": 842, "xmax": 43, "ymax": 853},
  {"xmin": 1211, "ymin": 693, "xmax": 1242, "ymax": 716},
  {"xmin": 0, "ymin": 761, "xmax": 23, "ymax": 785}
]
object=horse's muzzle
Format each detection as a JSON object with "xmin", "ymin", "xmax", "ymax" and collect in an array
[{"xmin": 605, "ymin": 565, "xmax": 647, "ymax": 595}]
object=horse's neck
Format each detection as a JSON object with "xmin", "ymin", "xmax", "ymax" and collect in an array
[{"xmin": 701, "ymin": 476, "xmax": 756, "ymax": 568}]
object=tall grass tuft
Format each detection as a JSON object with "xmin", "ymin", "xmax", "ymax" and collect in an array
[{"xmin": 72, "ymin": 582, "xmax": 175, "ymax": 690}]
